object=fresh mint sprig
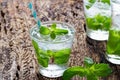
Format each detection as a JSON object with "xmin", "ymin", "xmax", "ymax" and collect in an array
[
  {"xmin": 86, "ymin": 14, "xmax": 111, "ymax": 30},
  {"xmin": 62, "ymin": 57, "xmax": 112, "ymax": 80},
  {"xmin": 39, "ymin": 23, "xmax": 68, "ymax": 39}
]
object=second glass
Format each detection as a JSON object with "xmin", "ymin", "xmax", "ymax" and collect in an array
[
  {"xmin": 83, "ymin": 0, "xmax": 112, "ymax": 41},
  {"xmin": 105, "ymin": 0, "xmax": 120, "ymax": 64}
]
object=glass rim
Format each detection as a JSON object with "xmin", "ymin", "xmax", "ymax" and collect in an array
[{"xmin": 29, "ymin": 21, "xmax": 75, "ymax": 43}]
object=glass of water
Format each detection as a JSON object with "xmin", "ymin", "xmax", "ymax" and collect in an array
[
  {"xmin": 105, "ymin": 0, "xmax": 120, "ymax": 64},
  {"xmin": 83, "ymin": 0, "xmax": 112, "ymax": 41},
  {"xmin": 30, "ymin": 21, "xmax": 75, "ymax": 78}
]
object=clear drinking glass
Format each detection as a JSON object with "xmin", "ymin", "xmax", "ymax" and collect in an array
[
  {"xmin": 83, "ymin": 0, "xmax": 112, "ymax": 41},
  {"xmin": 30, "ymin": 21, "xmax": 75, "ymax": 78},
  {"xmin": 105, "ymin": 0, "xmax": 120, "ymax": 64}
]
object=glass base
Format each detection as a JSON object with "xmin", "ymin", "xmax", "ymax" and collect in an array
[
  {"xmin": 105, "ymin": 54, "xmax": 120, "ymax": 65},
  {"xmin": 39, "ymin": 64, "xmax": 67, "ymax": 78},
  {"xmin": 86, "ymin": 28, "xmax": 109, "ymax": 41}
]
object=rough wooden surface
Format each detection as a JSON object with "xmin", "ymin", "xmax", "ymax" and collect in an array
[{"xmin": 0, "ymin": 0, "xmax": 120, "ymax": 80}]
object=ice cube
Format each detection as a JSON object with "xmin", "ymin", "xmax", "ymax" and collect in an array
[{"xmin": 113, "ymin": 15, "xmax": 120, "ymax": 28}]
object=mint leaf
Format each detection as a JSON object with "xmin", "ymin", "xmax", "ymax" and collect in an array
[
  {"xmin": 37, "ymin": 52, "xmax": 49, "ymax": 67},
  {"xmin": 47, "ymin": 50, "xmax": 53, "ymax": 57},
  {"xmin": 39, "ymin": 23, "xmax": 69, "ymax": 39},
  {"xmin": 86, "ymin": 14, "xmax": 111, "ymax": 30},
  {"xmin": 51, "ymin": 23, "xmax": 57, "ymax": 30},
  {"xmin": 62, "ymin": 66, "xmax": 86, "ymax": 80},
  {"xmin": 32, "ymin": 40, "xmax": 49, "ymax": 67},
  {"xmin": 92, "ymin": 64, "xmax": 112, "ymax": 77},
  {"xmin": 32, "ymin": 40, "xmax": 43, "ymax": 57},
  {"xmin": 84, "ymin": 57, "xmax": 94, "ymax": 68},
  {"xmin": 87, "ymin": 74, "xmax": 98, "ymax": 80},
  {"xmin": 54, "ymin": 48, "xmax": 71, "ymax": 64},
  {"xmin": 85, "ymin": 5, "xmax": 91, "ymax": 9},
  {"xmin": 113, "ymin": 49, "xmax": 120, "ymax": 56},
  {"xmin": 39, "ymin": 26, "xmax": 50, "ymax": 35},
  {"xmin": 106, "ymin": 30, "xmax": 117, "ymax": 54},
  {"xmin": 101, "ymin": 0, "xmax": 110, "ymax": 5},
  {"xmin": 50, "ymin": 31, "xmax": 56, "ymax": 39},
  {"xmin": 89, "ymin": 0, "xmax": 96, "ymax": 3},
  {"xmin": 107, "ymin": 30, "xmax": 120, "ymax": 56},
  {"xmin": 32, "ymin": 40, "xmax": 39, "ymax": 54},
  {"xmin": 54, "ymin": 54, "xmax": 69, "ymax": 64},
  {"xmin": 103, "ymin": 17, "xmax": 111, "ymax": 30},
  {"xmin": 55, "ymin": 29, "xmax": 68, "ymax": 35},
  {"xmin": 85, "ymin": 0, "xmax": 96, "ymax": 9}
]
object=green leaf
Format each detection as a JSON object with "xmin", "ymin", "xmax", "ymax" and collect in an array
[
  {"xmin": 84, "ymin": 57, "xmax": 94, "ymax": 68},
  {"xmin": 103, "ymin": 17, "xmax": 111, "ymax": 30},
  {"xmin": 47, "ymin": 50, "xmax": 53, "ymax": 57},
  {"xmin": 55, "ymin": 29, "xmax": 68, "ymax": 35},
  {"xmin": 50, "ymin": 31, "xmax": 56, "ymax": 39},
  {"xmin": 87, "ymin": 74, "xmax": 98, "ymax": 80},
  {"xmin": 39, "ymin": 26, "xmax": 50, "ymax": 35},
  {"xmin": 37, "ymin": 52, "xmax": 49, "ymax": 67},
  {"xmin": 86, "ymin": 18, "xmax": 97, "ymax": 30},
  {"xmin": 85, "ymin": 0, "xmax": 96, "ymax": 9},
  {"xmin": 54, "ymin": 48, "xmax": 71, "ymax": 64},
  {"xmin": 51, "ymin": 23, "xmax": 57, "ymax": 30},
  {"xmin": 107, "ymin": 30, "xmax": 118, "ymax": 54},
  {"xmin": 85, "ymin": 5, "xmax": 91, "ymax": 9},
  {"xmin": 39, "ymin": 23, "xmax": 68, "ymax": 39},
  {"xmin": 86, "ymin": 14, "xmax": 111, "ymax": 30},
  {"xmin": 32, "ymin": 40, "xmax": 43, "ymax": 57},
  {"xmin": 32, "ymin": 40, "xmax": 49, "ymax": 67},
  {"xmin": 92, "ymin": 64, "xmax": 112, "ymax": 77},
  {"xmin": 32, "ymin": 40, "xmax": 39, "ymax": 54},
  {"xmin": 113, "ymin": 50, "xmax": 120, "ymax": 56},
  {"xmin": 54, "ymin": 54, "xmax": 69, "ymax": 64},
  {"xmin": 101, "ymin": 0, "xmax": 110, "ymax": 5},
  {"xmin": 89, "ymin": 0, "xmax": 96, "ymax": 3},
  {"xmin": 107, "ymin": 29, "xmax": 120, "ymax": 56},
  {"xmin": 62, "ymin": 66, "xmax": 86, "ymax": 80}
]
